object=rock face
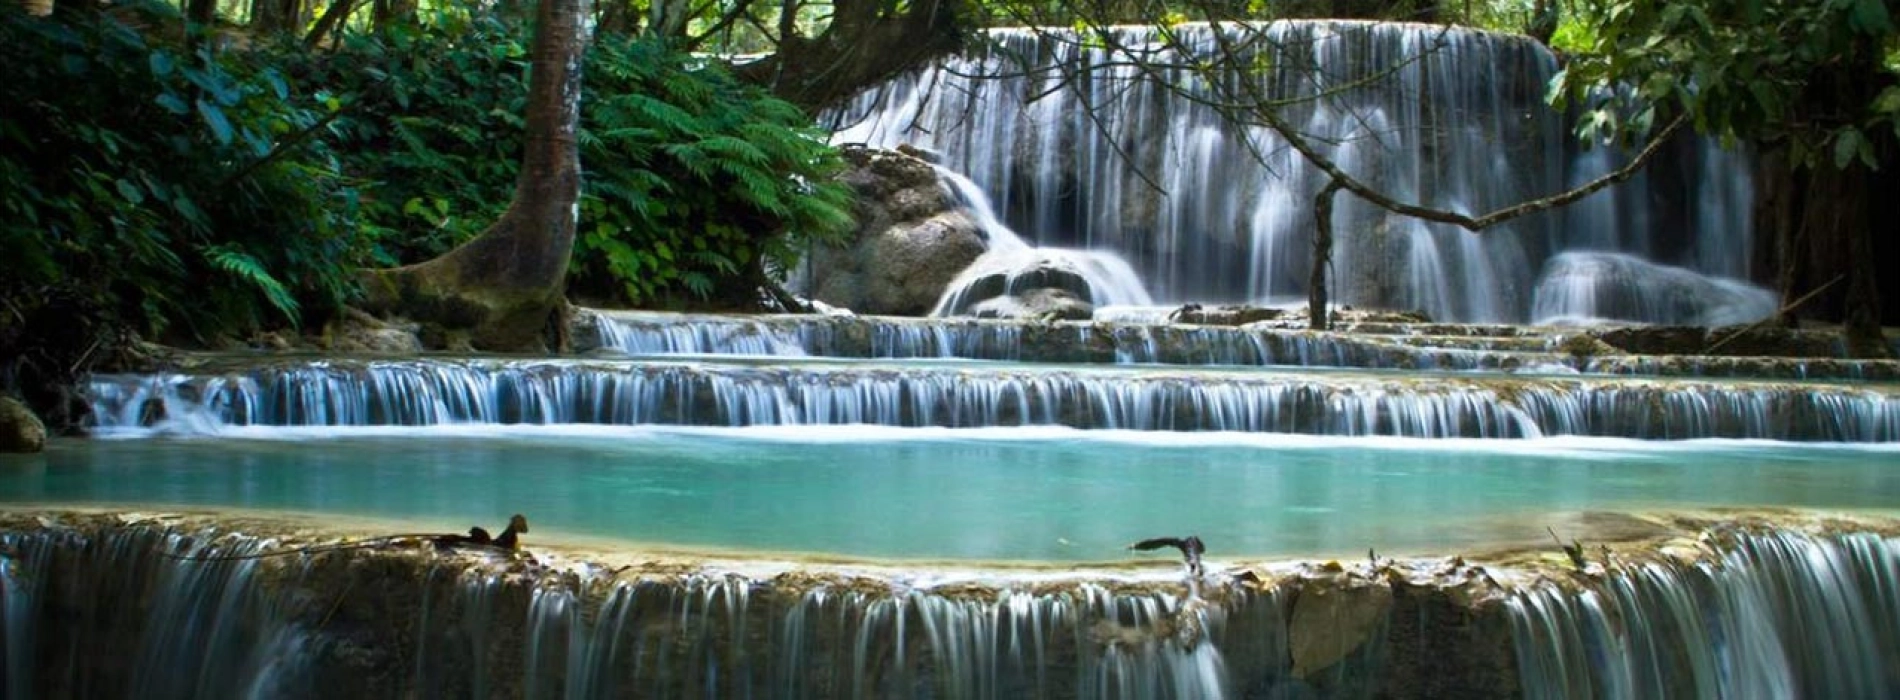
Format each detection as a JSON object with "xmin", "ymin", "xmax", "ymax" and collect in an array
[
  {"xmin": 1289, "ymin": 577, "xmax": 1394, "ymax": 677},
  {"xmin": 0, "ymin": 396, "xmax": 47, "ymax": 453},
  {"xmin": 799, "ymin": 146, "xmax": 986, "ymax": 315}
]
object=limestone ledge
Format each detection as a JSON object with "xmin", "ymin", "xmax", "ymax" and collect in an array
[
  {"xmin": 5, "ymin": 505, "xmax": 1894, "ymax": 600},
  {"xmin": 3, "ymin": 506, "xmax": 1895, "ymax": 699}
]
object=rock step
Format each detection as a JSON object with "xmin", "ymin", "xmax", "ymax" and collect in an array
[
  {"xmin": 577, "ymin": 310, "xmax": 1900, "ymax": 380},
  {"xmin": 90, "ymin": 358, "xmax": 1900, "ymax": 440}
]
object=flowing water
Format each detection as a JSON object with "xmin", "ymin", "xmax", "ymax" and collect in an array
[
  {"xmin": 2, "ymin": 19, "xmax": 1895, "ymax": 698},
  {"xmin": 81, "ymin": 358, "xmax": 1900, "ymax": 440},
  {"xmin": 830, "ymin": 22, "xmax": 1770, "ymax": 325}
]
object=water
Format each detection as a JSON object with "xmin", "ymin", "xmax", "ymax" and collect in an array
[
  {"xmin": 1508, "ymin": 531, "xmax": 1900, "ymax": 699},
  {"xmin": 830, "ymin": 22, "xmax": 1770, "ymax": 324},
  {"xmin": 82, "ymin": 358, "xmax": 1900, "ymax": 441},
  {"xmin": 5, "ymin": 427, "xmax": 1898, "ymax": 561}
]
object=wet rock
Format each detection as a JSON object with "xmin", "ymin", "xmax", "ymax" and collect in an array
[
  {"xmin": 938, "ymin": 255, "xmax": 1099, "ymax": 317},
  {"xmin": 1288, "ymin": 577, "xmax": 1392, "ymax": 677},
  {"xmin": 1169, "ymin": 304, "xmax": 1285, "ymax": 326},
  {"xmin": 1530, "ymin": 252, "xmax": 1776, "ymax": 327},
  {"xmin": 0, "ymin": 396, "xmax": 47, "ymax": 453},
  {"xmin": 317, "ymin": 308, "xmax": 425, "ymax": 354},
  {"xmin": 800, "ymin": 147, "xmax": 985, "ymax": 315},
  {"xmin": 1596, "ymin": 324, "xmax": 1853, "ymax": 358},
  {"xmin": 970, "ymin": 288, "xmax": 1095, "ymax": 321}
]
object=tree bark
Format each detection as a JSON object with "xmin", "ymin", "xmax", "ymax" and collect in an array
[
  {"xmin": 250, "ymin": 0, "xmax": 298, "ymax": 33},
  {"xmin": 1309, "ymin": 179, "xmax": 1343, "ymax": 330},
  {"xmin": 732, "ymin": 0, "xmax": 967, "ymax": 112},
  {"xmin": 1753, "ymin": 148, "xmax": 1891, "ymax": 357},
  {"xmin": 303, "ymin": 0, "xmax": 358, "ymax": 47},
  {"xmin": 359, "ymin": 0, "xmax": 591, "ymax": 351},
  {"xmin": 186, "ymin": 0, "xmax": 217, "ymax": 25}
]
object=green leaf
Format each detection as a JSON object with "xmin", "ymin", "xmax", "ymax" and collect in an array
[
  {"xmin": 1833, "ymin": 128, "xmax": 1866, "ymax": 170},
  {"xmin": 1874, "ymin": 86, "xmax": 1900, "ymax": 116},
  {"xmin": 114, "ymin": 178, "xmax": 144, "ymax": 205},
  {"xmin": 203, "ymin": 245, "xmax": 301, "ymax": 324},
  {"xmin": 264, "ymin": 70, "xmax": 289, "ymax": 101},
  {"xmin": 196, "ymin": 99, "xmax": 233, "ymax": 145},
  {"xmin": 1849, "ymin": 0, "xmax": 1892, "ymax": 34},
  {"xmin": 149, "ymin": 51, "xmax": 175, "ymax": 77}
]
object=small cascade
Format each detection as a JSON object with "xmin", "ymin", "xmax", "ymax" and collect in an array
[
  {"xmin": 931, "ymin": 170, "xmax": 1154, "ymax": 316},
  {"xmin": 1530, "ymin": 252, "xmax": 1777, "ymax": 326},
  {"xmin": 0, "ymin": 518, "xmax": 1295, "ymax": 699},
  {"xmin": 86, "ymin": 360, "xmax": 1900, "ymax": 440},
  {"xmin": 585, "ymin": 310, "xmax": 1034, "ymax": 361},
  {"xmin": 590, "ymin": 311, "xmax": 812, "ymax": 356},
  {"xmin": 580, "ymin": 311, "xmax": 1900, "ymax": 380},
  {"xmin": 1507, "ymin": 530, "xmax": 1900, "ymax": 699},
  {"xmin": 0, "ymin": 527, "xmax": 312, "ymax": 699},
  {"xmin": 831, "ymin": 22, "xmax": 1769, "ymax": 325}
]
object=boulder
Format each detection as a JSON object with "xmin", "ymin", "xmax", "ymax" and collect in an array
[
  {"xmin": 319, "ymin": 309, "xmax": 424, "ymax": 354},
  {"xmin": 936, "ymin": 254, "xmax": 1099, "ymax": 317},
  {"xmin": 0, "ymin": 396, "xmax": 47, "ymax": 453},
  {"xmin": 1167, "ymin": 304, "xmax": 1285, "ymax": 326},
  {"xmin": 799, "ymin": 147, "xmax": 987, "ymax": 315},
  {"xmin": 969, "ymin": 288, "xmax": 1095, "ymax": 321}
]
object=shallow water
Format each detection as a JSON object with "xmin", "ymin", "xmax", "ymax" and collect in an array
[{"xmin": 4, "ymin": 426, "xmax": 1895, "ymax": 562}]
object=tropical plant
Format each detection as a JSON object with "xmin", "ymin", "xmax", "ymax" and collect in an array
[
  {"xmin": 572, "ymin": 35, "xmax": 854, "ymax": 308},
  {"xmin": 296, "ymin": 19, "xmax": 854, "ymax": 307},
  {"xmin": 0, "ymin": 1, "xmax": 370, "ymax": 341}
]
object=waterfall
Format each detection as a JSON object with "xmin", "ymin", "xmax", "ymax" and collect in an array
[
  {"xmin": 575, "ymin": 311, "xmax": 1898, "ymax": 380},
  {"xmin": 930, "ymin": 168, "xmax": 1155, "ymax": 315},
  {"xmin": 5, "ymin": 517, "xmax": 1897, "ymax": 698},
  {"xmin": 0, "ymin": 520, "xmax": 1277, "ymax": 699},
  {"xmin": 829, "ymin": 21, "xmax": 1769, "ymax": 325},
  {"xmin": 0, "ymin": 527, "xmax": 314, "ymax": 699},
  {"xmin": 86, "ymin": 360, "xmax": 1900, "ymax": 440},
  {"xmin": 1507, "ymin": 531, "xmax": 1900, "ymax": 698}
]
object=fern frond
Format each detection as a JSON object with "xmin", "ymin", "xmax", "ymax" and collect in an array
[{"xmin": 202, "ymin": 244, "xmax": 301, "ymax": 325}]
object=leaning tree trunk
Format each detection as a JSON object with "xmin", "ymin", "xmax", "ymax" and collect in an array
[
  {"xmin": 733, "ymin": 0, "xmax": 966, "ymax": 112},
  {"xmin": 359, "ymin": 0, "xmax": 590, "ymax": 351}
]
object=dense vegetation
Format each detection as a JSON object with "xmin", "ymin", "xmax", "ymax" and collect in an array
[{"xmin": 0, "ymin": 1, "xmax": 850, "ymax": 418}]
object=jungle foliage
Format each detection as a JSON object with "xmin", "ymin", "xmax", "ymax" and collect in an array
[
  {"xmin": 285, "ymin": 17, "xmax": 851, "ymax": 306},
  {"xmin": 1, "ymin": 1, "xmax": 368, "ymax": 412},
  {"xmin": 0, "ymin": 1, "xmax": 852, "ymax": 413},
  {"xmin": 287, "ymin": 17, "xmax": 852, "ymax": 306}
]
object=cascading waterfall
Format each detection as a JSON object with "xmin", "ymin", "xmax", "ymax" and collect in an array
[
  {"xmin": 1507, "ymin": 531, "xmax": 1900, "ymax": 699},
  {"xmin": 5, "ymin": 518, "xmax": 1897, "ymax": 698},
  {"xmin": 86, "ymin": 360, "xmax": 1900, "ymax": 440},
  {"xmin": 0, "ymin": 520, "xmax": 1274, "ymax": 699},
  {"xmin": 930, "ymin": 168, "xmax": 1155, "ymax": 315},
  {"xmin": 577, "ymin": 311, "xmax": 1898, "ymax": 380},
  {"xmin": 0, "ymin": 528, "xmax": 314, "ymax": 699},
  {"xmin": 830, "ymin": 21, "xmax": 1769, "ymax": 325}
]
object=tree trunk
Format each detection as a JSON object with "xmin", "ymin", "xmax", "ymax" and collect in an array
[
  {"xmin": 1754, "ymin": 147, "xmax": 1890, "ymax": 357},
  {"xmin": 1309, "ymin": 179, "xmax": 1343, "ymax": 330},
  {"xmin": 303, "ymin": 0, "xmax": 358, "ymax": 47},
  {"xmin": 371, "ymin": 0, "xmax": 415, "ymax": 31},
  {"xmin": 358, "ymin": 0, "xmax": 591, "ymax": 351},
  {"xmin": 733, "ymin": 0, "xmax": 967, "ymax": 112},
  {"xmin": 186, "ymin": 0, "xmax": 217, "ymax": 25},
  {"xmin": 250, "ymin": 0, "xmax": 298, "ymax": 33}
]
